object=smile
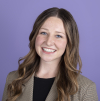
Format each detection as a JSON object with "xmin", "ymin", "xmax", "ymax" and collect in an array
[{"xmin": 42, "ymin": 47, "xmax": 56, "ymax": 52}]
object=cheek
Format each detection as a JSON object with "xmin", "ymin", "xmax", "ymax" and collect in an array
[
  {"xmin": 35, "ymin": 35, "xmax": 44, "ymax": 46},
  {"xmin": 56, "ymin": 40, "xmax": 67, "ymax": 50},
  {"xmin": 35, "ymin": 35, "xmax": 44, "ymax": 54}
]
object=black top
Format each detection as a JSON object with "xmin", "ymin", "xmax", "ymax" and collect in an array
[{"xmin": 33, "ymin": 76, "xmax": 55, "ymax": 101}]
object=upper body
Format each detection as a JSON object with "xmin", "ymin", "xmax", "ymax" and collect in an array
[
  {"xmin": 2, "ymin": 7, "xmax": 98, "ymax": 101},
  {"xmin": 2, "ymin": 70, "xmax": 98, "ymax": 101}
]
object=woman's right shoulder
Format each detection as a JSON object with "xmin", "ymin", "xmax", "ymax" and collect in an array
[{"xmin": 7, "ymin": 70, "xmax": 19, "ymax": 82}]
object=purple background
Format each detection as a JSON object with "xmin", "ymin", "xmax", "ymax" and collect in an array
[{"xmin": 0, "ymin": 0, "xmax": 100, "ymax": 100}]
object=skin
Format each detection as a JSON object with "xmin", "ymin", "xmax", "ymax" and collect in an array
[{"xmin": 35, "ymin": 17, "xmax": 67, "ymax": 78}]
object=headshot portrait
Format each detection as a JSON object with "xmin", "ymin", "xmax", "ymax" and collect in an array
[{"xmin": 0, "ymin": 1, "xmax": 99, "ymax": 101}]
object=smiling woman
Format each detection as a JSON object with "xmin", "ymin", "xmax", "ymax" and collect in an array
[{"xmin": 2, "ymin": 7, "xmax": 98, "ymax": 101}]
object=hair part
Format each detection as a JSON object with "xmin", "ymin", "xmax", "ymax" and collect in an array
[{"xmin": 7, "ymin": 7, "xmax": 82, "ymax": 101}]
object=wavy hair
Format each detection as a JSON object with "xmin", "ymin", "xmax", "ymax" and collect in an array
[{"xmin": 7, "ymin": 7, "xmax": 82, "ymax": 101}]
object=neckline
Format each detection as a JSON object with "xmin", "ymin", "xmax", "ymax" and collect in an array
[{"xmin": 34, "ymin": 76, "xmax": 55, "ymax": 80}]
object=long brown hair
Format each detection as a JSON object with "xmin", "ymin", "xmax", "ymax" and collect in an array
[{"xmin": 7, "ymin": 7, "xmax": 82, "ymax": 101}]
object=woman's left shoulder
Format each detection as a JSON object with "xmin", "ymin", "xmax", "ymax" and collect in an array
[
  {"xmin": 77, "ymin": 74, "xmax": 97, "ymax": 91},
  {"xmin": 77, "ymin": 74, "xmax": 94, "ymax": 86},
  {"xmin": 75, "ymin": 74, "xmax": 98, "ymax": 101}
]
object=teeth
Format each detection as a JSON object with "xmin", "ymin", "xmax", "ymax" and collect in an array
[{"xmin": 43, "ymin": 48, "xmax": 56, "ymax": 52}]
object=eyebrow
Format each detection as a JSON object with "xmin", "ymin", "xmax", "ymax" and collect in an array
[{"xmin": 40, "ymin": 28, "xmax": 65, "ymax": 35}]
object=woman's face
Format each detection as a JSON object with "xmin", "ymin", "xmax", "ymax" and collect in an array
[{"xmin": 35, "ymin": 17, "xmax": 67, "ymax": 62}]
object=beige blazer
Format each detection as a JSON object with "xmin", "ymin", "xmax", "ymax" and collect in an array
[{"xmin": 2, "ymin": 71, "xmax": 98, "ymax": 101}]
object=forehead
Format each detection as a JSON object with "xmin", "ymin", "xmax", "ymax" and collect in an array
[{"xmin": 41, "ymin": 17, "xmax": 65, "ymax": 32}]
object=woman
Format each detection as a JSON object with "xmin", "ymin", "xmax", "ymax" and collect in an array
[{"xmin": 2, "ymin": 7, "xmax": 98, "ymax": 101}]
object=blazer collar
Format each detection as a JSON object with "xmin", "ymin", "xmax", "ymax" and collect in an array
[{"xmin": 18, "ymin": 72, "xmax": 58, "ymax": 101}]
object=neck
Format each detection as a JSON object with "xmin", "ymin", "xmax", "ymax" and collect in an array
[{"xmin": 35, "ymin": 59, "xmax": 60, "ymax": 78}]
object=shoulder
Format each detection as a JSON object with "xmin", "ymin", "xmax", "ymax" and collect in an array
[
  {"xmin": 77, "ymin": 74, "xmax": 96, "ymax": 92},
  {"xmin": 2, "ymin": 71, "xmax": 19, "ymax": 101},
  {"xmin": 77, "ymin": 74, "xmax": 94, "ymax": 87},
  {"xmin": 6, "ymin": 70, "xmax": 19, "ymax": 83},
  {"xmin": 75, "ymin": 74, "xmax": 98, "ymax": 100}
]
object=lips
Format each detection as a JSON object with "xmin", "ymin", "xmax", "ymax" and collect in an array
[{"xmin": 42, "ymin": 47, "xmax": 56, "ymax": 53}]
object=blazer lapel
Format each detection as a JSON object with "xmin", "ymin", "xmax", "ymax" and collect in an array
[
  {"xmin": 45, "ymin": 79, "xmax": 58, "ymax": 101},
  {"xmin": 16, "ymin": 72, "xmax": 35, "ymax": 101},
  {"xmin": 17, "ymin": 72, "xmax": 58, "ymax": 101},
  {"xmin": 45, "ymin": 75, "xmax": 58, "ymax": 101}
]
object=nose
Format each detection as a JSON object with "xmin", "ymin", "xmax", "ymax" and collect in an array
[{"xmin": 46, "ymin": 35, "xmax": 54, "ymax": 46}]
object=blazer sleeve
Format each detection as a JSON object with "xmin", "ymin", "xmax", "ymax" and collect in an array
[
  {"xmin": 2, "ymin": 73, "xmax": 10, "ymax": 101},
  {"xmin": 82, "ymin": 82, "xmax": 98, "ymax": 101}
]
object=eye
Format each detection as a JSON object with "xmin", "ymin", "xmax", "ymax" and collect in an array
[
  {"xmin": 56, "ymin": 35, "xmax": 62, "ymax": 38},
  {"xmin": 40, "ymin": 32, "xmax": 47, "ymax": 35}
]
